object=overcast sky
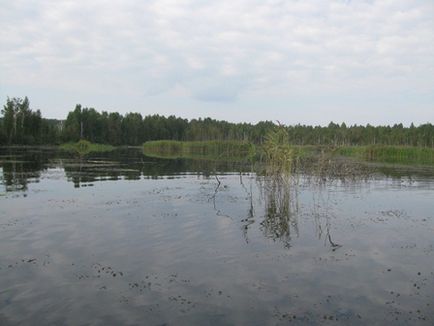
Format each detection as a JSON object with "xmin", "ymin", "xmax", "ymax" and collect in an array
[{"xmin": 1, "ymin": 0, "xmax": 433, "ymax": 125}]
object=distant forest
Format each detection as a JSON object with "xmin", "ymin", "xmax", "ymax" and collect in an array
[{"xmin": 1, "ymin": 97, "xmax": 433, "ymax": 147}]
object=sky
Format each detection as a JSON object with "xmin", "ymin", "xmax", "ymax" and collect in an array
[{"xmin": 1, "ymin": 0, "xmax": 433, "ymax": 126}]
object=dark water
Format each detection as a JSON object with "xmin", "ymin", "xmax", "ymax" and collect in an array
[{"xmin": 1, "ymin": 147, "xmax": 434, "ymax": 325}]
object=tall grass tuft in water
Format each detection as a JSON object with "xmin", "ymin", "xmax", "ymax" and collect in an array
[
  {"xmin": 259, "ymin": 125, "xmax": 299, "ymax": 247},
  {"xmin": 262, "ymin": 125, "xmax": 295, "ymax": 177}
]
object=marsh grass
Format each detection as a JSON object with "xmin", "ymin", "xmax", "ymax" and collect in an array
[
  {"xmin": 60, "ymin": 140, "xmax": 115, "ymax": 155},
  {"xmin": 144, "ymin": 137, "xmax": 434, "ymax": 180},
  {"xmin": 261, "ymin": 126, "xmax": 298, "ymax": 178},
  {"xmin": 338, "ymin": 145, "xmax": 434, "ymax": 165},
  {"xmin": 143, "ymin": 140, "xmax": 256, "ymax": 162}
]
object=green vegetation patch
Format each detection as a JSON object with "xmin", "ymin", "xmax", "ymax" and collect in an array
[
  {"xmin": 60, "ymin": 140, "xmax": 115, "ymax": 155},
  {"xmin": 143, "ymin": 140, "xmax": 256, "ymax": 161},
  {"xmin": 338, "ymin": 145, "xmax": 434, "ymax": 165}
]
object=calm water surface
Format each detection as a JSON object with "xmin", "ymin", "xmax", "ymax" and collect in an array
[{"xmin": 0, "ymin": 147, "xmax": 433, "ymax": 325}]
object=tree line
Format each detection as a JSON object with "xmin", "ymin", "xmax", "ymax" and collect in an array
[
  {"xmin": 1, "ymin": 97, "xmax": 433, "ymax": 147},
  {"xmin": 0, "ymin": 97, "xmax": 61, "ymax": 145}
]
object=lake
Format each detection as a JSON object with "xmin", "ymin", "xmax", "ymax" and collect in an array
[{"xmin": 0, "ymin": 147, "xmax": 433, "ymax": 325}]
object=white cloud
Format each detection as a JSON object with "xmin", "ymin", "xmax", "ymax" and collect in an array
[{"xmin": 0, "ymin": 0, "xmax": 433, "ymax": 123}]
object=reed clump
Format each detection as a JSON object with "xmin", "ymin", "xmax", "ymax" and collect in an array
[{"xmin": 262, "ymin": 126, "xmax": 296, "ymax": 177}]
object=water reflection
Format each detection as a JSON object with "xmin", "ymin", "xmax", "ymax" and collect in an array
[
  {"xmin": 2, "ymin": 146, "xmax": 434, "ymax": 253},
  {"xmin": 208, "ymin": 171, "xmax": 343, "ymax": 249},
  {"xmin": 238, "ymin": 173, "xmax": 345, "ymax": 250},
  {"xmin": 1, "ymin": 146, "xmax": 434, "ymax": 325},
  {"xmin": 239, "ymin": 173, "xmax": 255, "ymax": 243},
  {"xmin": 1, "ymin": 146, "xmax": 434, "ymax": 252},
  {"xmin": 2, "ymin": 146, "xmax": 434, "ymax": 192},
  {"xmin": 310, "ymin": 187, "xmax": 342, "ymax": 251},
  {"xmin": 0, "ymin": 148, "xmax": 49, "ymax": 192},
  {"xmin": 258, "ymin": 175, "xmax": 299, "ymax": 248},
  {"xmin": 0, "ymin": 147, "xmax": 253, "ymax": 191}
]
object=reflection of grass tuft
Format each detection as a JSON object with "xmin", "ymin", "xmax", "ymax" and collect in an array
[
  {"xmin": 60, "ymin": 140, "xmax": 115, "ymax": 155},
  {"xmin": 143, "ymin": 140, "xmax": 256, "ymax": 162}
]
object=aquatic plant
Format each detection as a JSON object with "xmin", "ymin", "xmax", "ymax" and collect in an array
[
  {"xmin": 262, "ymin": 124, "xmax": 295, "ymax": 177},
  {"xmin": 143, "ymin": 140, "xmax": 256, "ymax": 162},
  {"xmin": 337, "ymin": 145, "xmax": 434, "ymax": 165},
  {"xmin": 60, "ymin": 140, "xmax": 115, "ymax": 156}
]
